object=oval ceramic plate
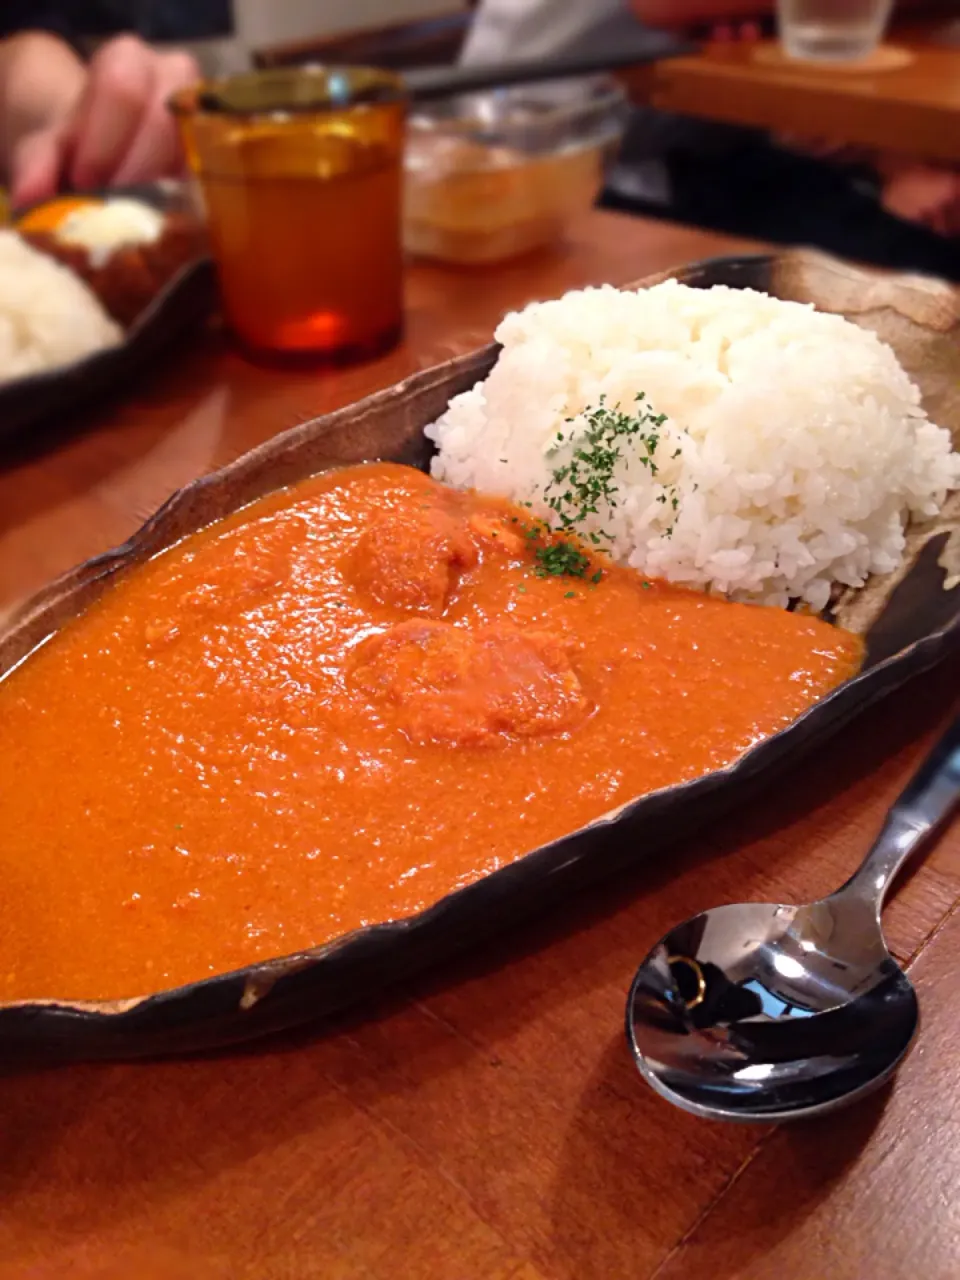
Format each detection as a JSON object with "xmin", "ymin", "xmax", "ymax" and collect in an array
[
  {"xmin": 0, "ymin": 183, "xmax": 215, "ymax": 441},
  {"xmin": 1, "ymin": 250, "xmax": 959, "ymax": 1062}
]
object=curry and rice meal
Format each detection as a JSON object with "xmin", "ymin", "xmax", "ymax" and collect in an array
[{"xmin": 1, "ymin": 281, "xmax": 956, "ymax": 1002}]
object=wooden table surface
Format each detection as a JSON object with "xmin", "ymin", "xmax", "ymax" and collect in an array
[
  {"xmin": 625, "ymin": 27, "xmax": 960, "ymax": 163},
  {"xmin": 3, "ymin": 211, "xmax": 960, "ymax": 1280}
]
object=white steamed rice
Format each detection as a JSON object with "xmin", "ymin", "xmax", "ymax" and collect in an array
[
  {"xmin": 427, "ymin": 280, "xmax": 960, "ymax": 611},
  {"xmin": 0, "ymin": 230, "xmax": 122, "ymax": 381}
]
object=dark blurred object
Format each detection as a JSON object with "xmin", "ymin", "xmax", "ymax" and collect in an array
[
  {"xmin": 603, "ymin": 138, "xmax": 960, "ymax": 282},
  {"xmin": 75, "ymin": 0, "xmax": 232, "ymax": 40},
  {"xmin": 403, "ymin": 30, "xmax": 690, "ymax": 103},
  {"xmin": 254, "ymin": 12, "xmax": 473, "ymax": 71},
  {"xmin": 253, "ymin": 6, "xmax": 685, "ymax": 76},
  {"xmin": 0, "ymin": 1, "xmax": 74, "ymax": 41},
  {"xmin": 0, "ymin": 0, "xmax": 232, "ymax": 42}
]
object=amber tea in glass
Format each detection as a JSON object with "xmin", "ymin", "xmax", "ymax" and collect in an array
[{"xmin": 172, "ymin": 68, "xmax": 405, "ymax": 363}]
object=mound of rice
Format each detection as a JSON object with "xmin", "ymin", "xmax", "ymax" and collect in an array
[
  {"xmin": 427, "ymin": 280, "xmax": 960, "ymax": 611},
  {"xmin": 0, "ymin": 230, "xmax": 122, "ymax": 381}
]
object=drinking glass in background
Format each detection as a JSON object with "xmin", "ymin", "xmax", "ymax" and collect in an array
[
  {"xmin": 776, "ymin": 0, "xmax": 895, "ymax": 61},
  {"xmin": 171, "ymin": 68, "xmax": 405, "ymax": 364}
]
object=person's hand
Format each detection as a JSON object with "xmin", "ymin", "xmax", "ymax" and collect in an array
[
  {"xmin": 880, "ymin": 163, "xmax": 960, "ymax": 238},
  {"xmin": 10, "ymin": 34, "xmax": 199, "ymax": 209}
]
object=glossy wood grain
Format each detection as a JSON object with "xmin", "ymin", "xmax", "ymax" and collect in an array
[
  {"xmin": 624, "ymin": 31, "xmax": 960, "ymax": 162},
  {"xmin": 2, "ymin": 211, "xmax": 959, "ymax": 1280}
]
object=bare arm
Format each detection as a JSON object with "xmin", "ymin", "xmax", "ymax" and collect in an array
[{"xmin": 0, "ymin": 31, "xmax": 86, "ymax": 178}]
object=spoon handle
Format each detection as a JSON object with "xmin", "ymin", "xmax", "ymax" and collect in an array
[{"xmin": 840, "ymin": 713, "xmax": 960, "ymax": 911}]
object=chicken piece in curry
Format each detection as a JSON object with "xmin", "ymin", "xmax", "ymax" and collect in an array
[{"xmin": 351, "ymin": 620, "xmax": 588, "ymax": 746}]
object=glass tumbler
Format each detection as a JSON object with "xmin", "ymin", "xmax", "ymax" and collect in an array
[
  {"xmin": 777, "ymin": 0, "xmax": 895, "ymax": 62},
  {"xmin": 171, "ymin": 67, "xmax": 406, "ymax": 364}
]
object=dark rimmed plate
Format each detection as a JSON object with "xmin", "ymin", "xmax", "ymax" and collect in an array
[
  {"xmin": 0, "ymin": 183, "xmax": 215, "ymax": 441},
  {"xmin": 1, "ymin": 249, "xmax": 959, "ymax": 1062}
]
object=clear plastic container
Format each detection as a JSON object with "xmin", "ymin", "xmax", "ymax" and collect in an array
[{"xmin": 404, "ymin": 77, "xmax": 628, "ymax": 266}]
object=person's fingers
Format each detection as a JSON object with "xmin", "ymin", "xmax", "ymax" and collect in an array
[
  {"xmin": 882, "ymin": 167, "xmax": 955, "ymax": 228},
  {"xmin": 9, "ymin": 127, "xmax": 67, "ymax": 209},
  {"xmin": 110, "ymin": 51, "xmax": 199, "ymax": 186},
  {"xmin": 67, "ymin": 34, "xmax": 155, "ymax": 190}
]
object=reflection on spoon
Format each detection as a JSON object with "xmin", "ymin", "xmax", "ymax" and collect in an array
[{"xmin": 626, "ymin": 713, "xmax": 960, "ymax": 1122}]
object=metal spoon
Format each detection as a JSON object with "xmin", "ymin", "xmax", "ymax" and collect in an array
[{"xmin": 626, "ymin": 713, "xmax": 960, "ymax": 1122}]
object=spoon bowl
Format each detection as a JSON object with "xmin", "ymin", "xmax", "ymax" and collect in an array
[
  {"xmin": 626, "ymin": 898, "xmax": 919, "ymax": 1122},
  {"xmin": 627, "ymin": 712, "xmax": 960, "ymax": 1122}
]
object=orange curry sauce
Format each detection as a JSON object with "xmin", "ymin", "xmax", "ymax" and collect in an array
[{"xmin": 0, "ymin": 464, "xmax": 862, "ymax": 1001}]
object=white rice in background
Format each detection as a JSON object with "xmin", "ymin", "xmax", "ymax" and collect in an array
[
  {"xmin": 0, "ymin": 230, "xmax": 122, "ymax": 382},
  {"xmin": 427, "ymin": 280, "xmax": 960, "ymax": 611}
]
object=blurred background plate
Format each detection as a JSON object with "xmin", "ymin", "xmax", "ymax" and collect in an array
[{"xmin": 0, "ymin": 182, "xmax": 215, "ymax": 442}]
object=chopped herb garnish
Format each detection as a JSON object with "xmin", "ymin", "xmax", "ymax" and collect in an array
[
  {"xmin": 641, "ymin": 581, "xmax": 652, "ymax": 590},
  {"xmin": 564, "ymin": 590, "xmax": 576, "ymax": 599},
  {"xmin": 515, "ymin": 391, "xmax": 675, "ymax": 584},
  {"xmin": 541, "ymin": 389, "xmax": 666, "ymax": 534},
  {"xmin": 543, "ymin": 393, "xmax": 665, "ymax": 533},
  {"xmin": 533, "ymin": 539, "xmax": 591, "ymax": 579}
]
